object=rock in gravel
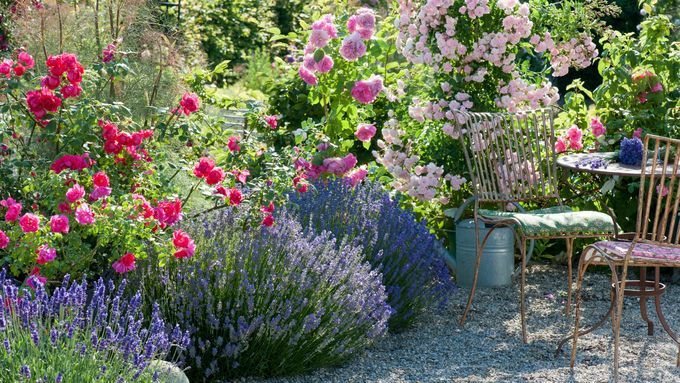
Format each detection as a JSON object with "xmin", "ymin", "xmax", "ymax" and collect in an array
[{"xmin": 247, "ymin": 264, "xmax": 680, "ymax": 383}]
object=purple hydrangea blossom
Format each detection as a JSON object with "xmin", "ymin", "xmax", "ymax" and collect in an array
[
  {"xmin": 286, "ymin": 180, "xmax": 456, "ymax": 331},
  {"xmin": 0, "ymin": 270, "xmax": 188, "ymax": 382},
  {"xmin": 619, "ymin": 137, "xmax": 644, "ymax": 166},
  {"xmin": 140, "ymin": 209, "xmax": 390, "ymax": 380}
]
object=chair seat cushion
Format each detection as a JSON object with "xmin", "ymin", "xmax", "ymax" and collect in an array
[
  {"xmin": 590, "ymin": 240, "xmax": 680, "ymax": 262},
  {"xmin": 479, "ymin": 206, "xmax": 616, "ymax": 237}
]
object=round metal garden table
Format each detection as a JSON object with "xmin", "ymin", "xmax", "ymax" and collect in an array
[{"xmin": 555, "ymin": 151, "xmax": 680, "ymax": 354}]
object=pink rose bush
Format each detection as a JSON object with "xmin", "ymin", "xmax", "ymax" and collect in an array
[{"xmin": 0, "ymin": 50, "xmax": 205, "ymax": 281}]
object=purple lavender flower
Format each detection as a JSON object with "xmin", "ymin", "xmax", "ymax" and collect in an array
[
  {"xmin": 286, "ymin": 180, "xmax": 456, "ymax": 330},
  {"xmin": 0, "ymin": 271, "xmax": 187, "ymax": 382},
  {"xmin": 137, "ymin": 208, "xmax": 390, "ymax": 380}
]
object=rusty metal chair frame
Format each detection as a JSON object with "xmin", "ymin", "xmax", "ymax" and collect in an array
[
  {"xmin": 568, "ymin": 134, "xmax": 680, "ymax": 379},
  {"xmin": 456, "ymin": 108, "xmax": 616, "ymax": 344}
]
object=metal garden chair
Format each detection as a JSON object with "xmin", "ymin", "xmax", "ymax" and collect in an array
[
  {"xmin": 455, "ymin": 108, "xmax": 617, "ymax": 343},
  {"xmin": 570, "ymin": 134, "xmax": 680, "ymax": 378}
]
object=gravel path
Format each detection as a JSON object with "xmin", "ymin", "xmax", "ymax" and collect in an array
[{"xmin": 248, "ymin": 264, "xmax": 680, "ymax": 383}]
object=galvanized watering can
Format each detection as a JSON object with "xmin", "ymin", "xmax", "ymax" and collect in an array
[{"xmin": 441, "ymin": 197, "xmax": 534, "ymax": 288}]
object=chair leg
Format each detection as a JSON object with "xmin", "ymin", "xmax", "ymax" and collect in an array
[
  {"xmin": 520, "ymin": 236, "xmax": 528, "ymax": 343},
  {"xmin": 460, "ymin": 214, "xmax": 484, "ymax": 327},
  {"xmin": 570, "ymin": 249, "xmax": 588, "ymax": 368},
  {"xmin": 612, "ymin": 260, "xmax": 630, "ymax": 381},
  {"xmin": 565, "ymin": 237, "xmax": 574, "ymax": 316}
]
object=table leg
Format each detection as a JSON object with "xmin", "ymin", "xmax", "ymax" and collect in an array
[{"xmin": 638, "ymin": 267, "xmax": 654, "ymax": 336}]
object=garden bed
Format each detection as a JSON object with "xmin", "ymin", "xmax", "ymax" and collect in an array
[{"xmin": 251, "ymin": 264, "xmax": 680, "ymax": 383}]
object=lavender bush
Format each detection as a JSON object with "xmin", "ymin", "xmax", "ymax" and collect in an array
[
  {"xmin": 286, "ymin": 180, "xmax": 455, "ymax": 331},
  {"xmin": 0, "ymin": 271, "xmax": 189, "ymax": 382},
  {"xmin": 140, "ymin": 209, "xmax": 390, "ymax": 381}
]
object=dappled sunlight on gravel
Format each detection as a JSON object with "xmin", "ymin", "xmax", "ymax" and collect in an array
[{"xmin": 249, "ymin": 264, "xmax": 680, "ymax": 383}]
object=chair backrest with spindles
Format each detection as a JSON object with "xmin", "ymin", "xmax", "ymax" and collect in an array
[
  {"xmin": 637, "ymin": 135, "xmax": 680, "ymax": 246},
  {"xmin": 457, "ymin": 108, "xmax": 561, "ymax": 204}
]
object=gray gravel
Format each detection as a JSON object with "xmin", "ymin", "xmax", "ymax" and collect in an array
[{"xmin": 248, "ymin": 264, "xmax": 680, "ymax": 383}]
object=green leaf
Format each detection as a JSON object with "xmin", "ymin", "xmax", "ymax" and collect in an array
[
  {"xmin": 313, "ymin": 49, "xmax": 325, "ymax": 63},
  {"xmin": 362, "ymin": 140, "xmax": 371, "ymax": 150}
]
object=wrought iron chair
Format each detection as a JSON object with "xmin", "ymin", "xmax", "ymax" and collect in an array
[
  {"xmin": 569, "ymin": 134, "xmax": 680, "ymax": 377},
  {"xmin": 456, "ymin": 108, "xmax": 617, "ymax": 343}
]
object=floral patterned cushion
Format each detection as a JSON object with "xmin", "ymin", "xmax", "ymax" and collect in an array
[
  {"xmin": 591, "ymin": 240, "xmax": 680, "ymax": 262},
  {"xmin": 479, "ymin": 206, "xmax": 616, "ymax": 237}
]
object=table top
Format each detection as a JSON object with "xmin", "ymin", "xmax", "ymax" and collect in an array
[{"xmin": 557, "ymin": 152, "xmax": 679, "ymax": 177}]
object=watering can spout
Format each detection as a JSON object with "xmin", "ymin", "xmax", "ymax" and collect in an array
[{"xmin": 434, "ymin": 239, "xmax": 456, "ymax": 271}]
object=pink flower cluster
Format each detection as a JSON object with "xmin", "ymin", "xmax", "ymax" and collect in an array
[
  {"xmin": 0, "ymin": 51, "xmax": 35, "ymax": 78},
  {"xmin": 50, "ymin": 153, "xmax": 94, "ymax": 174},
  {"xmin": 408, "ymin": 92, "xmax": 473, "ymax": 126},
  {"xmin": 193, "ymin": 157, "xmax": 225, "ymax": 186},
  {"xmin": 99, "ymin": 120, "xmax": 153, "ymax": 161},
  {"xmin": 172, "ymin": 229, "xmax": 196, "ymax": 259},
  {"xmin": 554, "ymin": 125, "xmax": 584, "ymax": 153},
  {"xmin": 590, "ymin": 117, "xmax": 606, "ymax": 137},
  {"xmin": 460, "ymin": 0, "xmax": 491, "ymax": 19},
  {"xmin": 351, "ymin": 75, "xmax": 383, "ymax": 104},
  {"xmin": 299, "ymin": 15, "xmax": 338, "ymax": 85},
  {"xmin": 373, "ymin": 116, "xmax": 461, "ymax": 203},
  {"xmin": 43, "ymin": 53, "xmax": 84, "ymax": 97},
  {"xmin": 632, "ymin": 70, "xmax": 663, "ymax": 104},
  {"xmin": 260, "ymin": 202, "xmax": 275, "ymax": 227},
  {"xmin": 496, "ymin": 78, "xmax": 559, "ymax": 112},
  {"xmin": 340, "ymin": 8, "xmax": 376, "ymax": 61},
  {"xmin": 23, "ymin": 52, "xmax": 82, "ymax": 121},
  {"xmin": 532, "ymin": 33, "xmax": 598, "ymax": 77},
  {"xmin": 395, "ymin": 1, "xmax": 560, "ymax": 114},
  {"xmin": 102, "ymin": 43, "xmax": 116, "ymax": 63}
]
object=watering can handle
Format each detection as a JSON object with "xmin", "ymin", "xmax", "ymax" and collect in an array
[{"xmin": 444, "ymin": 197, "xmax": 535, "ymax": 275}]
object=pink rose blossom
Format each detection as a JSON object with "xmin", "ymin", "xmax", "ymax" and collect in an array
[
  {"xmin": 18, "ymin": 51, "xmax": 35, "ymax": 69},
  {"xmin": 178, "ymin": 92, "xmax": 200, "ymax": 115},
  {"xmin": 633, "ymin": 128, "xmax": 643, "ymax": 139},
  {"xmin": 50, "ymin": 215, "xmax": 69, "ymax": 233},
  {"xmin": 1, "ymin": 198, "xmax": 22, "ymax": 222},
  {"xmin": 172, "ymin": 229, "xmax": 196, "ymax": 259},
  {"xmin": 554, "ymin": 137, "xmax": 567, "ymax": 153},
  {"xmin": 344, "ymin": 166, "xmax": 368, "ymax": 187},
  {"xmin": 36, "ymin": 245, "xmax": 56, "ymax": 264},
  {"xmin": 263, "ymin": 115, "xmax": 278, "ymax": 129},
  {"xmin": 351, "ymin": 76, "xmax": 383, "ymax": 104},
  {"xmin": 75, "ymin": 204, "xmax": 95, "ymax": 225},
  {"xmin": 112, "ymin": 252, "xmax": 136, "ymax": 273},
  {"xmin": 355, "ymin": 123, "xmax": 377, "ymax": 142},
  {"xmin": 205, "ymin": 167, "xmax": 225, "ymax": 186},
  {"xmin": 19, "ymin": 213, "xmax": 40, "ymax": 233},
  {"xmin": 26, "ymin": 267, "xmax": 46, "ymax": 289},
  {"xmin": 233, "ymin": 169, "xmax": 250, "ymax": 184},
  {"xmin": 89, "ymin": 186, "xmax": 112, "ymax": 201},
  {"xmin": 590, "ymin": 117, "xmax": 606, "ymax": 137},
  {"xmin": 339, "ymin": 32, "xmax": 367, "ymax": 61},
  {"xmin": 93, "ymin": 171, "xmax": 110, "ymax": 187},
  {"xmin": 298, "ymin": 65, "xmax": 318, "ymax": 86},
  {"xmin": 315, "ymin": 55, "xmax": 334, "ymax": 73},
  {"xmin": 66, "ymin": 184, "xmax": 85, "ymax": 203},
  {"xmin": 650, "ymin": 82, "xmax": 663, "ymax": 93},
  {"xmin": 261, "ymin": 214, "xmax": 275, "ymax": 227},
  {"xmin": 308, "ymin": 28, "xmax": 331, "ymax": 49},
  {"xmin": 0, "ymin": 230, "xmax": 9, "ymax": 249},
  {"xmin": 227, "ymin": 137, "xmax": 241, "ymax": 152}
]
